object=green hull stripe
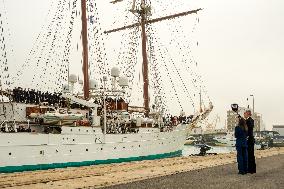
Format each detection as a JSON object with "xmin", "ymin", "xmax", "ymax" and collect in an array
[{"xmin": 0, "ymin": 150, "xmax": 182, "ymax": 173}]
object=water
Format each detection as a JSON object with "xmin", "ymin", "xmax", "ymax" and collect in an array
[{"xmin": 182, "ymin": 145, "xmax": 235, "ymax": 156}]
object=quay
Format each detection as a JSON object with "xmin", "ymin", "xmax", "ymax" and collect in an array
[
  {"xmin": 0, "ymin": 148, "xmax": 283, "ymax": 189},
  {"xmin": 104, "ymin": 153, "xmax": 284, "ymax": 189}
]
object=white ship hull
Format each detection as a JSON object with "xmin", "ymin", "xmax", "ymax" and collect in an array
[{"xmin": 0, "ymin": 124, "xmax": 188, "ymax": 173}]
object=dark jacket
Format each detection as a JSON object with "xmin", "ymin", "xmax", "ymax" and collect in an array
[
  {"xmin": 246, "ymin": 117, "xmax": 255, "ymax": 144},
  {"xmin": 235, "ymin": 126, "xmax": 247, "ymax": 148},
  {"xmin": 246, "ymin": 117, "xmax": 254, "ymax": 137}
]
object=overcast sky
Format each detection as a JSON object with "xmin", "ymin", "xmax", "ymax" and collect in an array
[
  {"xmin": 194, "ymin": 0, "xmax": 284, "ymax": 129},
  {"xmin": 1, "ymin": 0, "xmax": 284, "ymax": 129}
]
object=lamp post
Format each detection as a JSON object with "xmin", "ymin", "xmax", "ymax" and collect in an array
[{"xmin": 250, "ymin": 94, "xmax": 254, "ymax": 115}]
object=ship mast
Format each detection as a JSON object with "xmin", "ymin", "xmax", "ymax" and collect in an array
[
  {"xmin": 81, "ymin": 0, "xmax": 90, "ymax": 99},
  {"xmin": 105, "ymin": 2, "xmax": 202, "ymax": 117},
  {"xmin": 140, "ymin": 0, "xmax": 150, "ymax": 117}
]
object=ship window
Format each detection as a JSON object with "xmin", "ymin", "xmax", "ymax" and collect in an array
[
  {"xmin": 86, "ymin": 130, "xmax": 89, "ymax": 132},
  {"xmin": 73, "ymin": 139, "xmax": 75, "ymax": 142},
  {"xmin": 79, "ymin": 129, "xmax": 81, "ymax": 131},
  {"xmin": 123, "ymin": 147, "xmax": 125, "ymax": 149},
  {"xmin": 40, "ymin": 150, "xmax": 44, "ymax": 155},
  {"xmin": 70, "ymin": 129, "xmax": 73, "ymax": 132},
  {"xmin": 138, "ymin": 145, "xmax": 141, "ymax": 147},
  {"xmin": 70, "ymin": 150, "xmax": 72, "ymax": 152},
  {"xmin": 101, "ymin": 148, "xmax": 103, "ymax": 150},
  {"xmin": 86, "ymin": 148, "xmax": 89, "ymax": 152},
  {"xmin": 9, "ymin": 152, "xmax": 11, "ymax": 155},
  {"xmin": 114, "ymin": 147, "xmax": 117, "ymax": 150},
  {"xmin": 56, "ymin": 150, "xmax": 58, "ymax": 153}
]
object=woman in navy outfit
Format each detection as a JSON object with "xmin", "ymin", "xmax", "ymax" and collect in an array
[{"xmin": 235, "ymin": 117, "xmax": 248, "ymax": 174}]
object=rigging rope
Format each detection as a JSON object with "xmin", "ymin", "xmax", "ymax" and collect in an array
[
  {"xmin": 12, "ymin": 0, "xmax": 57, "ymax": 88},
  {"xmin": 0, "ymin": 0, "xmax": 13, "ymax": 89},
  {"xmin": 151, "ymin": 34, "xmax": 183, "ymax": 111},
  {"xmin": 87, "ymin": 0, "xmax": 109, "ymax": 82},
  {"xmin": 169, "ymin": 15, "xmax": 211, "ymax": 103},
  {"xmin": 155, "ymin": 31, "xmax": 195, "ymax": 110},
  {"xmin": 34, "ymin": 0, "xmax": 68, "ymax": 92},
  {"xmin": 147, "ymin": 24, "xmax": 168, "ymax": 112}
]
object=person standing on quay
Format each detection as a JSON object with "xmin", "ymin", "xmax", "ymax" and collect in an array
[
  {"xmin": 244, "ymin": 110, "xmax": 256, "ymax": 173},
  {"xmin": 235, "ymin": 117, "xmax": 248, "ymax": 174}
]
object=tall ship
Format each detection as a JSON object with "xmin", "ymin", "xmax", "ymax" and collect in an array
[{"xmin": 0, "ymin": 0, "xmax": 212, "ymax": 173}]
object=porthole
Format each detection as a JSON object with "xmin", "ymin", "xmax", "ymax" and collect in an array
[
  {"xmin": 123, "ymin": 147, "xmax": 125, "ymax": 149},
  {"xmin": 86, "ymin": 130, "xmax": 89, "ymax": 132},
  {"xmin": 138, "ymin": 145, "xmax": 141, "ymax": 147},
  {"xmin": 86, "ymin": 148, "xmax": 89, "ymax": 152},
  {"xmin": 79, "ymin": 129, "xmax": 81, "ymax": 131},
  {"xmin": 70, "ymin": 150, "xmax": 72, "ymax": 152},
  {"xmin": 101, "ymin": 148, "xmax": 103, "ymax": 150},
  {"xmin": 40, "ymin": 150, "xmax": 44, "ymax": 155},
  {"xmin": 8, "ymin": 152, "xmax": 11, "ymax": 155},
  {"xmin": 56, "ymin": 150, "xmax": 58, "ymax": 153},
  {"xmin": 114, "ymin": 147, "xmax": 117, "ymax": 150},
  {"xmin": 70, "ymin": 129, "xmax": 72, "ymax": 132},
  {"xmin": 73, "ymin": 139, "xmax": 75, "ymax": 142}
]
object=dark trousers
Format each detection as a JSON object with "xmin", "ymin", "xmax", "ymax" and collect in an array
[
  {"xmin": 236, "ymin": 146, "xmax": 248, "ymax": 174},
  {"xmin": 247, "ymin": 140, "xmax": 256, "ymax": 173}
]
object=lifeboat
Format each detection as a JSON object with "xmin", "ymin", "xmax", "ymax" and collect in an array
[{"xmin": 40, "ymin": 110, "xmax": 84, "ymax": 125}]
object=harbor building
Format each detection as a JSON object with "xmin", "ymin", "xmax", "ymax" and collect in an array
[
  {"xmin": 272, "ymin": 125, "xmax": 284, "ymax": 136},
  {"xmin": 226, "ymin": 107, "xmax": 261, "ymax": 131}
]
